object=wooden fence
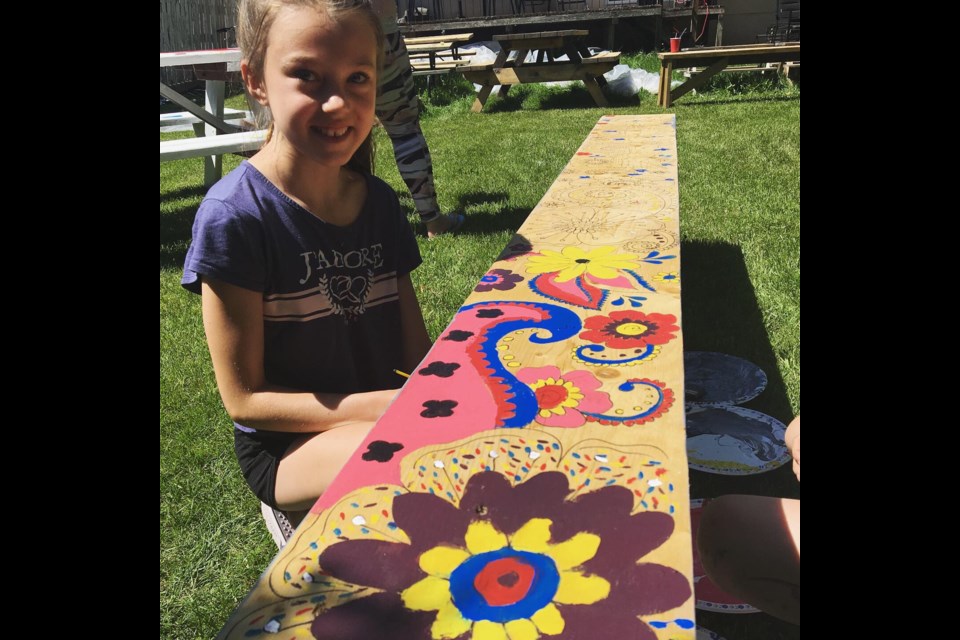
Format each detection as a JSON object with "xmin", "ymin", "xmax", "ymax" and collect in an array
[{"xmin": 160, "ymin": 0, "xmax": 238, "ymax": 85}]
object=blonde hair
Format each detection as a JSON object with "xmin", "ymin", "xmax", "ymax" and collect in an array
[{"xmin": 238, "ymin": 0, "xmax": 383, "ymax": 174}]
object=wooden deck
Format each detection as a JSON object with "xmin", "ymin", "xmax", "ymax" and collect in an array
[{"xmin": 400, "ymin": 3, "xmax": 725, "ymax": 49}]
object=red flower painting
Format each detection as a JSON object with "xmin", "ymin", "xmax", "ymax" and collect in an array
[{"xmin": 579, "ymin": 311, "xmax": 679, "ymax": 350}]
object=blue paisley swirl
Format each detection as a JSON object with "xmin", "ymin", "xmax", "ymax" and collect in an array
[{"xmin": 459, "ymin": 301, "xmax": 582, "ymax": 428}]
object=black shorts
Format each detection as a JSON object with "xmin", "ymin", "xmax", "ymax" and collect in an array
[{"xmin": 234, "ymin": 428, "xmax": 301, "ymax": 509}]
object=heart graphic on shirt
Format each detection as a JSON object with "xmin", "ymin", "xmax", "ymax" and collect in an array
[{"xmin": 328, "ymin": 275, "xmax": 370, "ymax": 306}]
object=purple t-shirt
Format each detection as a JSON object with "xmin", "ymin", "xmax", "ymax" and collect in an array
[{"xmin": 182, "ymin": 161, "xmax": 421, "ymax": 428}]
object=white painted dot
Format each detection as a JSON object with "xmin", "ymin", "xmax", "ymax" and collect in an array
[
  {"xmin": 489, "ymin": 451, "xmax": 499, "ymax": 459},
  {"xmin": 433, "ymin": 460, "xmax": 445, "ymax": 469},
  {"xmin": 264, "ymin": 619, "xmax": 281, "ymax": 633},
  {"xmin": 647, "ymin": 479, "xmax": 663, "ymax": 488},
  {"xmin": 352, "ymin": 515, "xmax": 367, "ymax": 526},
  {"xmin": 595, "ymin": 454, "xmax": 608, "ymax": 463},
  {"xmin": 529, "ymin": 451, "xmax": 541, "ymax": 460},
  {"xmin": 301, "ymin": 572, "xmax": 314, "ymax": 583}
]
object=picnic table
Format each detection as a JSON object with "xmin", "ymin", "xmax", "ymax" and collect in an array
[
  {"xmin": 657, "ymin": 42, "xmax": 800, "ymax": 107},
  {"xmin": 405, "ymin": 33, "xmax": 476, "ymax": 76},
  {"xmin": 461, "ymin": 30, "xmax": 620, "ymax": 112},
  {"xmin": 215, "ymin": 114, "xmax": 696, "ymax": 640},
  {"xmin": 160, "ymin": 49, "xmax": 266, "ymax": 186}
]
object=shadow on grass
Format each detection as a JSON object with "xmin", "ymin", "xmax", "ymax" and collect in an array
[
  {"xmin": 539, "ymin": 85, "xmax": 640, "ymax": 111},
  {"xmin": 681, "ymin": 239, "xmax": 798, "ymax": 495},
  {"xmin": 674, "ymin": 93, "xmax": 800, "ymax": 108},
  {"xmin": 681, "ymin": 239, "xmax": 800, "ymax": 640},
  {"xmin": 481, "ymin": 83, "xmax": 640, "ymax": 113},
  {"xmin": 481, "ymin": 88, "xmax": 527, "ymax": 113},
  {"xmin": 395, "ymin": 189, "xmax": 532, "ymax": 238},
  {"xmin": 417, "ymin": 75, "xmax": 477, "ymax": 108},
  {"xmin": 162, "ymin": 185, "xmax": 206, "ymax": 201},
  {"xmin": 160, "ymin": 201, "xmax": 201, "ymax": 268},
  {"xmin": 455, "ymin": 191, "xmax": 531, "ymax": 236}
]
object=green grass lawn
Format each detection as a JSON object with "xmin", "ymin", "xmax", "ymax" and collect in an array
[{"xmin": 160, "ymin": 54, "xmax": 799, "ymax": 639}]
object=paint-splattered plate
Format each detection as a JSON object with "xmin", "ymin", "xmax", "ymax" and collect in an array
[
  {"xmin": 686, "ymin": 406, "xmax": 790, "ymax": 475},
  {"xmin": 690, "ymin": 499, "xmax": 760, "ymax": 613},
  {"xmin": 683, "ymin": 352, "xmax": 767, "ymax": 408},
  {"xmin": 697, "ymin": 626, "xmax": 730, "ymax": 640}
]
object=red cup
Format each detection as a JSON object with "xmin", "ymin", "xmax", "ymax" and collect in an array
[{"xmin": 669, "ymin": 37, "xmax": 681, "ymax": 52}]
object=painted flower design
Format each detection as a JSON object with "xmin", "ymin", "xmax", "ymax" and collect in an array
[
  {"xmin": 526, "ymin": 246, "xmax": 638, "ymax": 283},
  {"xmin": 402, "ymin": 519, "xmax": 607, "ymax": 639},
  {"xmin": 514, "ymin": 366, "xmax": 612, "ymax": 428},
  {"xmin": 579, "ymin": 311, "xmax": 679, "ymax": 350},
  {"xmin": 475, "ymin": 269, "xmax": 525, "ymax": 293},
  {"xmin": 311, "ymin": 471, "xmax": 691, "ymax": 640},
  {"xmin": 524, "ymin": 247, "xmax": 652, "ymax": 311},
  {"xmin": 652, "ymin": 272, "xmax": 679, "ymax": 283}
]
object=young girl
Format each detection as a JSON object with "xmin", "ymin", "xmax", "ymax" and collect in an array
[{"xmin": 181, "ymin": 0, "xmax": 431, "ymax": 530}]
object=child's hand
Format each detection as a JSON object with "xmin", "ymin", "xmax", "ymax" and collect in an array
[{"xmin": 785, "ymin": 415, "xmax": 800, "ymax": 481}]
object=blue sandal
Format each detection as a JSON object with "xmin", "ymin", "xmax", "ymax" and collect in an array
[{"xmin": 428, "ymin": 213, "xmax": 466, "ymax": 238}]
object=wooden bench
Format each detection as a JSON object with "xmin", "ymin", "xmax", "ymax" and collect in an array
[
  {"xmin": 406, "ymin": 40, "xmax": 455, "ymax": 53},
  {"xmin": 404, "ymin": 33, "xmax": 474, "ymax": 45},
  {"xmin": 216, "ymin": 113, "xmax": 696, "ymax": 640},
  {"xmin": 657, "ymin": 42, "xmax": 800, "ymax": 107},
  {"xmin": 405, "ymin": 33, "xmax": 476, "ymax": 79},
  {"xmin": 408, "ymin": 49, "xmax": 477, "ymax": 61},
  {"xmin": 159, "ymin": 108, "xmax": 247, "ymax": 129},
  {"xmin": 159, "ymin": 129, "xmax": 267, "ymax": 162},
  {"xmin": 411, "ymin": 58, "xmax": 474, "ymax": 76}
]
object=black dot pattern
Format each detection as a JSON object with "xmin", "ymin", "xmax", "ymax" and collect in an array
[{"xmin": 418, "ymin": 362, "xmax": 461, "ymax": 378}]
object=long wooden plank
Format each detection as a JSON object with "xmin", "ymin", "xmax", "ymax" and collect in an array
[
  {"xmin": 405, "ymin": 33, "xmax": 474, "ymax": 44},
  {"xmin": 160, "ymin": 108, "xmax": 247, "ymax": 128},
  {"xmin": 216, "ymin": 114, "xmax": 694, "ymax": 640},
  {"xmin": 160, "ymin": 48, "xmax": 241, "ymax": 67},
  {"xmin": 159, "ymin": 129, "xmax": 267, "ymax": 161},
  {"xmin": 406, "ymin": 41, "xmax": 455, "ymax": 52}
]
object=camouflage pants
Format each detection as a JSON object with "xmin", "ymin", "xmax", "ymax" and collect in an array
[{"xmin": 378, "ymin": 21, "xmax": 441, "ymax": 223}]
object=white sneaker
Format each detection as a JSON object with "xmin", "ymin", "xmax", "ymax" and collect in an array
[{"xmin": 260, "ymin": 502, "xmax": 295, "ymax": 549}]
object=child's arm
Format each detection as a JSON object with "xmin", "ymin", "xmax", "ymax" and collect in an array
[
  {"xmin": 397, "ymin": 273, "xmax": 432, "ymax": 374},
  {"xmin": 201, "ymin": 278, "xmax": 397, "ymax": 433}
]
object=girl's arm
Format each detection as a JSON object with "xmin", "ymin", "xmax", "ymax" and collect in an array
[
  {"xmin": 201, "ymin": 278, "xmax": 396, "ymax": 432},
  {"xmin": 397, "ymin": 273, "xmax": 432, "ymax": 373}
]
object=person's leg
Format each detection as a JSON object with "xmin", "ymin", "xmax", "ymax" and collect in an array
[
  {"xmin": 697, "ymin": 495, "xmax": 800, "ymax": 624},
  {"xmin": 273, "ymin": 422, "xmax": 375, "ymax": 511},
  {"xmin": 377, "ymin": 19, "xmax": 460, "ymax": 236}
]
